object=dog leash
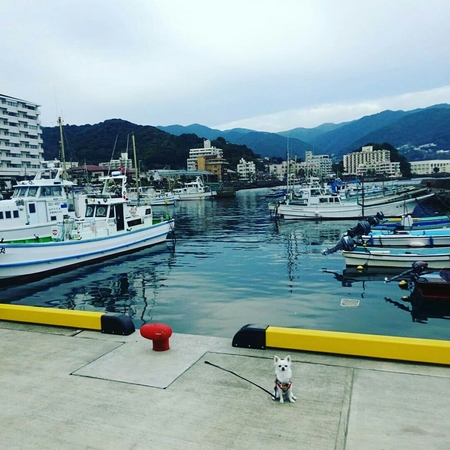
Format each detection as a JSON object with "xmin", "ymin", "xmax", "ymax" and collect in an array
[{"xmin": 204, "ymin": 360, "xmax": 274, "ymax": 396}]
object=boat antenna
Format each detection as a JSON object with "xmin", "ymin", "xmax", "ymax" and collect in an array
[
  {"xmin": 107, "ymin": 135, "xmax": 119, "ymax": 176},
  {"xmin": 58, "ymin": 117, "xmax": 67, "ymax": 179},
  {"xmin": 286, "ymin": 137, "xmax": 290, "ymax": 195},
  {"xmin": 132, "ymin": 134, "xmax": 140, "ymax": 204}
]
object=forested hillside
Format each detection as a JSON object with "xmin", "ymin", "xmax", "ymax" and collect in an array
[
  {"xmin": 42, "ymin": 119, "xmax": 258, "ymax": 170},
  {"xmin": 43, "ymin": 104, "xmax": 450, "ymax": 168}
]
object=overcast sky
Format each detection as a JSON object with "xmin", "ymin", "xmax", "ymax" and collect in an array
[{"xmin": 3, "ymin": 0, "xmax": 450, "ymax": 131}]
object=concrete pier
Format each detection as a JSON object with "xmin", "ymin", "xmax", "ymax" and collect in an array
[{"xmin": 2, "ymin": 321, "xmax": 450, "ymax": 449}]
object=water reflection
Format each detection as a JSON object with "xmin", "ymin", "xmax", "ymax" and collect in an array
[
  {"xmin": 1, "ymin": 188, "xmax": 449, "ymax": 340},
  {"xmin": 385, "ymin": 289, "xmax": 450, "ymax": 324},
  {"xmin": 273, "ymin": 219, "xmax": 352, "ymax": 285},
  {"xmin": 2, "ymin": 244, "xmax": 176, "ymax": 328},
  {"xmin": 325, "ymin": 265, "xmax": 450, "ymax": 325},
  {"xmin": 323, "ymin": 267, "xmax": 394, "ymax": 287}
]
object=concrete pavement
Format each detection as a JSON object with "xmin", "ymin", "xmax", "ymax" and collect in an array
[{"xmin": 1, "ymin": 321, "xmax": 450, "ymax": 449}]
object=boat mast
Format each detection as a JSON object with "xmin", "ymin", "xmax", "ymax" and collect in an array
[
  {"xmin": 132, "ymin": 134, "xmax": 140, "ymax": 204},
  {"xmin": 286, "ymin": 138, "xmax": 290, "ymax": 196},
  {"xmin": 58, "ymin": 117, "xmax": 67, "ymax": 178},
  {"xmin": 361, "ymin": 173, "xmax": 365, "ymax": 218}
]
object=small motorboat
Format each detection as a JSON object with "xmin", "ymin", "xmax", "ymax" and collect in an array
[{"xmin": 385, "ymin": 261, "xmax": 450, "ymax": 299}]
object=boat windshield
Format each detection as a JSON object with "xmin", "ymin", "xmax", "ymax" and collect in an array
[
  {"xmin": 28, "ymin": 187, "xmax": 38, "ymax": 197},
  {"xmin": 39, "ymin": 186, "xmax": 63, "ymax": 197},
  {"xmin": 13, "ymin": 186, "xmax": 28, "ymax": 198},
  {"xmin": 85, "ymin": 204, "xmax": 108, "ymax": 218}
]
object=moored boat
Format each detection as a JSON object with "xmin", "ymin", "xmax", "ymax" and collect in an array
[
  {"xmin": 414, "ymin": 268, "xmax": 450, "ymax": 299},
  {"xmin": 363, "ymin": 227, "xmax": 450, "ymax": 248},
  {"xmin": 342, "ymin": 246, "xmax": 450, "ymax": 270},
  {"xmin": 0, "ymin": 166, "xmax": 77, "ymax": 242},
  {"xmin": 269, "ymin": 184, "xmax": 434, "ymax": 220},
  {"xmin": 127, "ymin": 186, "xmax": 179, "ymax": 206},
  {"xmin": 372, "ymin": 214, "xmax": 450, "ymax": 230},
  {"xmin": 0, "ymin": 172, "xmax": 174, "ymax": 283},
  {"xmin": 384, "ymin": 261, "xmax": 450, "ymax": 300},
  {"xmin": 173, "ymin": 176, "xmax": 217, "ymax": 200},
  {"xmin": 322, "ymin": 214, "xmax": 450, "ymax": 249}
]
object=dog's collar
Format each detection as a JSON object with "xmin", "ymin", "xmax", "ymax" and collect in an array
[{"xmin": 275, "ymin": 378, "xmax": 292, "ymax": 392}]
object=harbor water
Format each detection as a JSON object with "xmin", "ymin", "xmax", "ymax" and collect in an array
[{"xmin": 1, "ymin": 188, "xmax": 450, "ymax": 341}]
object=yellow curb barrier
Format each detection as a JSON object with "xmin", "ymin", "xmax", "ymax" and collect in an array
[
  {"xmin": 0, "ymin": 304, "xmax": 135, "ymax": 335},
  {"xmin": 232, "ymin": 324, "xmax": 450, "ymax": 365}
]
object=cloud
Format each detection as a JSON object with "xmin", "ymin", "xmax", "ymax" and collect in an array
[
  {"xmin": 2, "ymin": 0, "xmax": 450, "ymax": 130},
  {"xmin": 213, "ymin": 86, "xmax": 450, "ymax": 131}
]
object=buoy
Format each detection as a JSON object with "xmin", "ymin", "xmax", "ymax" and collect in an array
[
  {"xmin": 140, "ymin": 323, "xmax": 173, "ymax": 351},
  {"xmin": 398, "ymin": 279, "xmax": 408, "ymax": 289},
  {"xmin": 401, "ymin": 296, "xmax": 410, "ymax": 302},
  {"xmin": 357, "ymin": 265, "xmax": 364, "ymax": 271}
]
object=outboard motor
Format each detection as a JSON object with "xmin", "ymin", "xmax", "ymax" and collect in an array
[
  {"xmin": 411, "ymin": 261, "xmax": 428, "ymax": 276},
  {"xmin": 346, "ymin": 220, "xmax": 372, "ymax": 238},
  {"xmin": 322, "ymin": 235, "xmax": 357, "ymax": 255},
  {"xmin": 346, "ymin": 212, "xmax": 384, "ymax": 238}
]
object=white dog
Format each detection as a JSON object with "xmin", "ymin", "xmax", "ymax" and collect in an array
[{"xmin": 273, "ymin": 355, "xmax": 296, "ymax": 403}]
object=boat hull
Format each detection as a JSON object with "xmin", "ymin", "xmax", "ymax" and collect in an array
[
  {"xmin": 415, "ymin": 269, "xmax": 450, "ymax": 299},
  {"xmin": 275, "ymin": 193, "xmax": 434, "ymax": 220},
  {"xmin": 0, "ymin": 219, "xmax": 174, "ymax": 281},
  {"xmin": 363, "ymin": 230, "xmax": 450, "ymax": 248},
  {"xmin": 342, "ymin": 248, "xmax": 450, "ymax": 269},
  {"xmin": 374, "ymin": 215, "xmax": 450, "ymax": 230},
  {"xmin": 175, "ymin": 192, "xmax": 216, "ymax": 201},
  {"xmin": 0, "ymin": 221, "xmax": 63, "ymax": 243}
]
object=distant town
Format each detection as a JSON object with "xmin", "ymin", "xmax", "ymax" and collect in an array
[{"xmin": 2, "ymin": 93, "xmax": 450, "ymax": 195}]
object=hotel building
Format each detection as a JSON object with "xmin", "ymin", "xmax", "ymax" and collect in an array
[
  {"xmin": 410, "ymin": 159, "xmax": 450, "ymax": 175},
  {"xmin": 343, "ymin": 145, "xmax": 401, "ymax": 177},
  {"xmin": 0, "ymin": 94, "xmax": 44, "ymax": 182}
]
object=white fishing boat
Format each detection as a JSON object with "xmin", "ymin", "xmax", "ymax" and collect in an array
[
  {"xmin": 342, "ymin": 246, "xmax": 450, "ymax": 270},
  {"xmin": 362, "ymin": 227, "xmax": 450, "ymax": 248},
  {"xmin": 127, "ymin": 186, "xmax": 179, "ymax": 206},
  {"xmin": 323, "ymin": 214, "xmax": 450, "ymax": 249},
  {"xmin": 0, "ymin": 166, "xmax": 77, "ymax": 242},
  {"xmin": 321, "ymin": 214, "xmax": 450, "ymax": 255},
  {"xmin": 172, "ymin": 176, "xmax": 217, "ymax": 201},
  {"xmin": 270, "ymin": 184, "xmax": 434, "ymax": 220},
  {"xmin": 0, "ymin": 172, "xmax": 175, "ymax": 282},
  {"xmin": 373, "ymin": 214, "xmax": 450, "ymax": 230}
]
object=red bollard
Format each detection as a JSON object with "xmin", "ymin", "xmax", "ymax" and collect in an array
[{"xmin": 140, "ymin": 323, "xmax": 173, "ymax": 351}]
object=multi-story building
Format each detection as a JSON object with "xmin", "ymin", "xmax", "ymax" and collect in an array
[
  {"xmin": 269, "ymin": 159, "xmax": 301, "ymax": 180},
  {"xmin": 100, "ymin": 152, "xmax": 133, "ymax": 172},
  {"xmin": 197, "ymin": 155, "xmax": 228, "ymax": 181},
  {"xmin": 0, "ymin": 94, "xmax": 44, "ymax": 182},
  {"xmin": 410, "ymin": 159, "xmax": 450, "ymax": 175},
  {"xmin": 236, "ymin": 158, "xmax": 256, "ymax": 180},
  {"xmin": 300, "ymin": 151, "xmax": 332, "ymax": 178},
  {"xmin": 187, "ymin": 140, "xmax": 223, "ymax": 171},
  {"xmin": 268, "ymin": 151, "xmax": 332, "ymax": 180},
  {"xmin": 343, "ymin": 145, "xmax": 401, "ymax": 177}
]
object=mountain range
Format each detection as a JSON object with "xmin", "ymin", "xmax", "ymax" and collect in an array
[
  {"xmin": 157, "ymin": 104, "xmax": 450, "ymax": 161},
  {"xmin": 42, "ymin": 104, "xmax": 450, "ymax": 170}
]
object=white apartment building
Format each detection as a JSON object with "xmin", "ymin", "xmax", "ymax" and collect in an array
[
  {"xmin": 269, "ymin": 151, "xmax": 332, "ymax": 180},
  {"xmin": 343, "ymin": 145, "xmax": 401, "ymax": 177},
  {"xmin": 187, "ymin": 139, "xmax": 223, "ymax": 170},
  {"xmin": 300, "ymin": 151, "xmax": 333, "ymax": 178},
  {"xmin": 100, "ymin": 152, "xmax": 133, "ymax": 171},
  {"xmin": 0, "ymin": 94, "xmax": 44, "ymax": 180},
  {"xmin": 410, "ymin": 159, "xmax": 450, "ymax": 175},
  {"xmin": 269, "ymin": 160, "xmax": 301, "ymax": 180},
  {"xmin": 236, "ymin": 158, "xmax": 256, "ymax": 180}
]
